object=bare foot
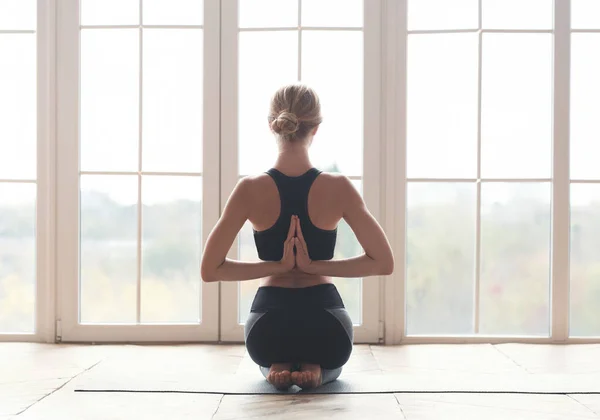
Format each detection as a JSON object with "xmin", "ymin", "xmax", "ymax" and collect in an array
[
  {"xmin": 291, "ymin": 363, "xmax": 322, "ymax": 389},
  {"xmin": 266, "ymin": 363, "xmax": 293, "ymax": 390}
]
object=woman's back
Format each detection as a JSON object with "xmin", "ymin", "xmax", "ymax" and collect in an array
[
  {"xmin": 247, "ymin": 168, "xmax": 344, "ymax": 232},
  {"xmin": 245, "ymin": 167, "xmax": 348, "ymax": 287}
]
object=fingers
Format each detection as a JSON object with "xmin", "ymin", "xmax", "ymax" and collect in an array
[
  {"xmin": 286, "ymin": 215, "xmax": 296, "ymax": 240},
  {"xmin": 283, "ymin": 234, "xmax": 295, "ymax": 263},
  {"xmin": 294, "ymin": 237, "xmax": 307, "ymax": 256},
  {"xmin": 294, "ymin": 236, "xmax": 308, "ymax": 256},
  {"xmin": 287, "ymin": 236, "xmax": 296, "ymax": 255},
  {"xmin": 295, "ymin": 217, "xmax": 309, "ymax": 251},
  {"xmin": 293, "ymin": 214, "xmax": 299, "ymax": 237},
  {"xmin": 282, "ymin": 237, "xmax": 289, "ymax": 257},
  {"xmin": 295, "ymin": 216, "xmax": 305, "ymax": 241}
]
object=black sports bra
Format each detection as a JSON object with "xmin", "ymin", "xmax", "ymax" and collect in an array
[{"xmin": 253, "ymin": 168, "xmax": 337, "ymax": 262}]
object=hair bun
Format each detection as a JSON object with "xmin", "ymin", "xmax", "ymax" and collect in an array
[{"xmin": 271, "ymin": 111, "xmax": 299, "ymax": 136}]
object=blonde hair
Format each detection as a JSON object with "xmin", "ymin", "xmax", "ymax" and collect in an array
[{"xmin": 268, "ymin": 84, "xmax": 323, "ymax": 142}]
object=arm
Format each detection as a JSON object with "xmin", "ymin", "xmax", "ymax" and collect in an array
[
  {"xmin": 200, "ymin": 178, "xmax": 295, "ymax": 282},
  {"xmin": 295, "ymin": 177, "xmax": 394, "ymax": 278}
]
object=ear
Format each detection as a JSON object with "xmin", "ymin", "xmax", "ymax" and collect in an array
[{"xmin": 312, "ymin": 125, "xmax": 319, "ymax": 136}]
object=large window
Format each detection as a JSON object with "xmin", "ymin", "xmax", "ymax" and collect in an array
[
  {"xmin": 3, "ymin": 0, "xmax": 600, "ymax": 344},
  {"xmin": 53, "ymin": 0, "xmax": 219, "ymax": 342},
  {"xmin": 569, "ymin": 0, "xmax": 600, "ymax": 337},
  {"xmin": 405, "ymin": 0, "xmax": 553, "ymax": 336},
  {"xmin": 0, "ymin": 0, "xmax": 37, "ymax": 334},
  {"xmin": 78, "ymin": 0, "xmax": 204, "ymax": 324}
]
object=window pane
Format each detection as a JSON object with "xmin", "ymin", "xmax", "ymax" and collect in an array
[
  {"xmin": 302, "ymin": 31, "xmax": 363, "ymax": 176},
  {"xmin": 481, "ymin": 34, "xmax": 552, "ymax": 179},
  {"xmin": 571, "ymin": 34, "xmax": 600, "ymax": 180},
  {"xmin": 81, "ymin": 0, "xmax": 139, "ymax": 26},
  {"xmin": 81, "ymin": 29, "xmax": 139, "ymax": 172},
  {"xmin": 239, "ymin": 0, "xmax": 297, "ymax": 28},
  {"xmin": 482, "ymin": 0, "xmax": 552, "ymax": 30},
  {"xmin": 407, "ymin": 34, "xmax": 478, "ymax": 179},
  {"xmin": 407, "ymin": 0, "xmax": 478, "ymax": 31},
  {"xmin": 143, "ymin": 0, "xmax": 203, "ymax": 26},
  {"xmin": 479, "ymin": 183, "xmax": 550, "ymax": 336},
  {"xmin": 301, "ymin": 0, "xmax": 362, "ymax": 27},
  {"xmin": 570, "ymin": 184, "xmax": 600, "ymax": 337},
  {"xmin": 142, "ymin": 29, "xmax": 203, "ymax": 172},
  {"xmin": 406, "ymin": 183, "xmax": 476, "ymax": 335},
  {"xmin": 141, "ymin": 176, "xmax": 202, "ymax": 323},
  {"xmin": 238, "ymin": 31, "xmax": 297, "ymax": 175},
  {"xmin": 0, "ymin": 183, "xmax": 35, "ymax": 333},
  {"xmin": 572, "ymin": 0, "xmax": 600, "ymax": 29},
  {"xmin": 0, "ymin": 0, "xmax": 35, "ymax": 30},
  {"xmin": 80, "ymin": 175, "xmax": 138, "ymax": 323},
  {"xmin": 0, "ymin": 34, "xmax": 36, "ymax": 180}
]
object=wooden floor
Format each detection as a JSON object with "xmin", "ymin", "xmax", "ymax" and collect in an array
[{"xmin": 1, "ymin": 343, "xmax": 600, "ymax": 419}]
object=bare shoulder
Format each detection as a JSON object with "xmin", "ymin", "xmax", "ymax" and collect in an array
[
  {"xmin": 239, "ymin": 173, "xmax": 273, "ymax": 193},
  {"xmin": 316, "ymin": 171, "xmax": 351, "ymax": 188},
  {"xmin": 317, "ymin": 172, "xmax": 363, "ymax": 207},
  {"xmin": 318, "ymin": 171, "xmax": 360, "ymax": 193},
  {"xmin": 225, "ymin": 175, "xmax": 259, "ymax": 206},
  {"xmin": 231, "ymin": 173, "xmax": 275, "ymax": 208}
]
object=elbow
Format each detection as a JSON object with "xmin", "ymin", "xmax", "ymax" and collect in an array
[
  {"xmin": 201, "ymin": 272, "xmax": 218, "ymax": 283},
  {"xmin": 379, "ymin": 255, "xmax": 395, "ymax": 276},
  {"xmin": 200, "ymin": 264, "xmax": 218, "ymax": 283},
  {"xmin": 202, "ymin": 275, "xmax": 218, "ymax": 283},
  {"xmin": 366, "ymin": 253, "xmax": 395, "ymax": 276}
]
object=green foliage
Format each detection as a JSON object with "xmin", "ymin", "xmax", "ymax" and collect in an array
[{"xmin": 2, "ymin": 186, "xmax": 600, "ymax": 336}]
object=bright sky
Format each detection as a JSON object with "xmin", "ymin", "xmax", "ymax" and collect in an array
[{"xmin": 1, "ymin": 0, "xmax": 600, "ymax": 207}]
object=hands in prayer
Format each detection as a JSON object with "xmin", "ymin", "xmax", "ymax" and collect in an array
[{"xmin": 280, "ymin": 215, "xmax": 315, "ymax": 274}]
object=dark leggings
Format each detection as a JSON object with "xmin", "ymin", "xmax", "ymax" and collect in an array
[{"xmin": 244, "ymin": 284, "xmax": 354, "ymax": 385}]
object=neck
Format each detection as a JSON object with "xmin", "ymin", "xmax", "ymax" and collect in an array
[{"xmin": 274, "ymin": 140, "xmax": 313, "ymax": 175}]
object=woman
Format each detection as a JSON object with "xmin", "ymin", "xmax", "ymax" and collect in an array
[{"xmin": 201, "ymin": 84, "xmax": 394, "ymax": 390}]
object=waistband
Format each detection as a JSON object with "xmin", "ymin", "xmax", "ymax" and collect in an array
[{"xmin": 250, "ymin": 283, "xmax": 345, "ymax": 312}]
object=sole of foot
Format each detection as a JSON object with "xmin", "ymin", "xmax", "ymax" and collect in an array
[
  {"xmin": 291, "ymin": 363, "xmax": 322, "ymax": 390},
  {"xmin": 267, "ymin": 363, "xmax": 293, "ymax": 390}
]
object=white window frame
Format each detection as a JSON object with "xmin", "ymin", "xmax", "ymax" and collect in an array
[
  {"xmin": 3, "ymin": 0, "xmax": 600, "ymax": 345},
  {"xmin": 0, "ymin": 0, "xmax": 56, "ymax": 343},
  {"xmin": 218, "ymin": 0, "xmax": 384, "ymax": 343},
  {"xmin": 383, "ymin": 0, "xmax": 599, "ymax": 345},
  {"xmin": 54, "ymin": 0, "xmax": 221, "ymax": 342}
]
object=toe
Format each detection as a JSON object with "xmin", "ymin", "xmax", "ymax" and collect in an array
[
  {"xmin": 281, "ymin": 373, "xmax": 288, "ymax": 388},
  {"xmin": 291, "ymin": 371, "xmax": 301, "ymax": 385}
]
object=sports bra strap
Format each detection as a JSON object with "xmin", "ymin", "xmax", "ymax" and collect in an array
[{"xmin": 265, "ymin": 168, "xmax": 321, "ymax": 216}]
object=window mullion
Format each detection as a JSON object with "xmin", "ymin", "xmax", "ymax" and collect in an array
[
  {"xmin": 551, "ymin": 0, "xmax": 571, "ymax": 342},
  {"xmin": 384, "ymin": 0, "xmax": 407, "ymax": 344},
  {"xmin": 474, "ymin": 0, "xmax": 483, "ymax": 335}
]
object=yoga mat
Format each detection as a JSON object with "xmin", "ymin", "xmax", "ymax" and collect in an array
[{"xmin": 74, "ymin": 361, "xmax": 600, "ymax": 395}]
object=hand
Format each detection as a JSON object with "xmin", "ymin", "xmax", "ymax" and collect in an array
[
  {"xmin": 279, "ymin": 215, "xmax": 296, "ymax": 271},
  {"xmin": 293, "ymin": 216, "xmax": 316, "ymax": 274}
]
